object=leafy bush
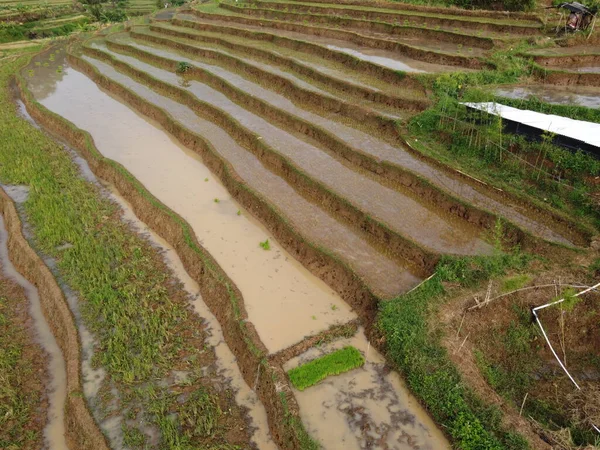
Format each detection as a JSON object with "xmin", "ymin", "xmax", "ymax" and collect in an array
[{"xmin": 288, "ymin": 346, "xmax": 365, "ymax": 390}]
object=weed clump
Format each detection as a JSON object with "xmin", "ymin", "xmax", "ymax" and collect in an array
[
  {"xmin": 176, "ymin": 61, "xmax": 192, "ymax": 74},
  {"xmin": 288, "ymin": 346, "xmax": 365, "ymax": 391}
]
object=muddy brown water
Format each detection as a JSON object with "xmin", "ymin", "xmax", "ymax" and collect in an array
[
  {"xmin": 88, "ymin": 41, "xmax": 494, "ymax": 256},
  {"xmin": 177, "ymin": 13, "xmax": 463, "ymax": 73},
  {"xmin": 0, "ymin": 206, "xmax": 68, "ymax": 450},
  {"xmin": 283, "ymin": 328, "xmax": 450, "ymax": 449},
  {"xmin": 99, "ymin": 37, "xmax": 575, "ymax": 247},
  {"xmin": 495, "ymin": 84, "xmax": 600, "ymax": 109},
  {"xmin": 26, "ymin": 51, "xmax": 380, "ymax": 354}
]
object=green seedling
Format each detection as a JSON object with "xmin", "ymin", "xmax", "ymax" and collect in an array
[
  {"xmin": 288, "ymin": 346, "xmax": 365, "ymax": 390},
  {"xmin": 204, "ymin": 177, "xmax": 208, "ymax": 181},
  {"xmin": 236, "ymin": 210, "xmax": 241, "ymax": 216},
  {"xmin": 259, "ymin": 239, "xmax": 270, "ymax": 250},
  {"xmin": 213, "ymin": 198, "xmax": 219, "ymax": 203}
]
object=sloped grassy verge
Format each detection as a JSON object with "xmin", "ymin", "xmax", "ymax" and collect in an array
[
  {"xmin": 288, "ymin": 346, "xmax": 365, "ymax": 391},
  {"xmin": 378, "ymin": 251, "xmax": 532, "ymax": 449},
  {"xmin": 2, "ymin": 52, "xmax": 251, "ymax": 450}
]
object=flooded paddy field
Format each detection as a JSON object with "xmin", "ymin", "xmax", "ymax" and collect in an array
[{"xmin": 4, "ymin": 0, "xmax": 594, "ymax": 445}]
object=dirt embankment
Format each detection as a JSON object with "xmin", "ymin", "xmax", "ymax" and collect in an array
[
  {"xmin": 242, "ymin": 1, "xmax": 539, "ymax": 36},
  {"xmin": 533, "ymin": 53, "xmax": 600, "ymax": 68},
  {"xmin": 174, "ymin": 15, "xmax": 422, "ymax": 87},
  {"xmin": 143, "ymin": 24, "xmax": 429, "ymax": 110},
  {"xmin": 17, "ymin": 52, "xmax": 386, "ymax": 448},
  {"xmin": 214, "ymin": 4, "xmax": 487, "ymax": 68},
  {"xmin": 532, "ymin": 63, "xmax": 600, "ymax": 87},
  {"xmin": 259, "ymin": 0, "xmax": 541, "ymax": 22},
  {"xmin": 0, "ymin": 188, "xmax": 108, "ymax": 450},
  {"xmin": 224, "ymin": 3, "xmax": 496, "ymax": 49}
]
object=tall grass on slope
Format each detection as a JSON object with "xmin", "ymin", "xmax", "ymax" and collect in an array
[
  {"xmin": 288, "ymin": 346, "xmax": 365, "ymax": 391},
  {"xmin": 379, "ymin": 252, "xmax": 531, "ymax": 450}
]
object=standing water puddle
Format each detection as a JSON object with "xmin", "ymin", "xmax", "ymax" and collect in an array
[
  {"xmin": 0, "ymin": 203, "xmax": 68, "ymax": 450},
  {"xmin": 284, "ymin": 328, "xmax": 450, "ymax": 449}
]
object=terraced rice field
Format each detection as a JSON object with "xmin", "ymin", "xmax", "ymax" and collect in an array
[{"xmin": 3, "ymin": 1, "xmax": 598, "ymax": 449}]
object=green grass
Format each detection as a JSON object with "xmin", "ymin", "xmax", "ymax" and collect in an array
[
  {"xmin": 288, "ymin": 346, "xmax": 365, "ymax": 390},
  {"xmin": 0, "ymin": 294, "xmax": 43, "ymax": 449},
  {"xmin": 379, "ymin": 251, "xmax": 531, "ymax": 450}
]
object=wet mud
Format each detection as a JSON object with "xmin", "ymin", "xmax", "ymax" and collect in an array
[
  {"xmin": 164, "ymin": 14, "xmax": 424, "ymax": 95},
  {"xmin": 250, "ymin": 0, "xmax": 542, "ymax": 34},
  {"xmin": 0, "ymin": 208, "xmax": 67, "ymax": 450},
  {"xmin": 284, "ymin": 328, "xmax": 451, "ymax": 449},
  {"xmin": 86, "ymin": 42, "xmax": 494, "ymax": 258},
  {"xmin": 147, "ymin": 21, "xmax": 426, "ymax": 105}
]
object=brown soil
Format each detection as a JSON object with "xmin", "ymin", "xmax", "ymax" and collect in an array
[
  {"xmin": 440, "ymin": 263, "xmax": 600, "ymax": 449},
  {"xmin": 269, "ymin": 0, "xmax": 542, "ymax": 22},
  {"xmin": 227, "ymin": 3, "xmax": 496, "ymax": 49},
  {"xmin": 533, "ymin": 53, "xmax": 600, "ymax": 69},
  {"xmin": 0, "ymin": 188, "xmax": 109, "ymax": 450},
  {"xmin": 240, "ymin": 1, "xmax": 541, "ymax": 35},
  {"xmin": 270, "ymin": 319, "xmax": 360, "ymax": 365},
  {"xmin": 81, "ymin": 44, "xmax": 440, "ymax": 273},
  {"xmin": 0, "ymin": 272, "xmax": 48, "ymax": 450},
  {"xmin": 533, "ymin": 65, "xmax": 600, "ymax": 87}
]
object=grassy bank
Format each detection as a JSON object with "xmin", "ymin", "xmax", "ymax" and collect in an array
[
  {"xmin": 1, "ymin": 51, "xmax": 249, "ymax": 449},
  {"xmin": 409, "ymin": 49, "xmax": 600, "ymax": 232},
  {"xmin": 0, "ymin": 278, "xmax": 47, "ymax": 450},
  {"xmin": 378, "ymin": 250, "xmax": 531, "ymax": 449}
]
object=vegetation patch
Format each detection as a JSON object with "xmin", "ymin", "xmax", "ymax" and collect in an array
[
  {"xmin": 0, "ymin": 282, "xmax": 47, "ymax": 450},
  {"xmin": 288, "ymin": 346, "xmax": 365, "ymax": 390},
  {"xmin": 379, "ymin": 250, "xmax": 531, "ymax": 449}
]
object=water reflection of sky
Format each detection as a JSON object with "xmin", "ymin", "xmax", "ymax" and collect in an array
[{"xmin": 495, "ymin": 85, "xmax": 600, "ymax": 109}]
